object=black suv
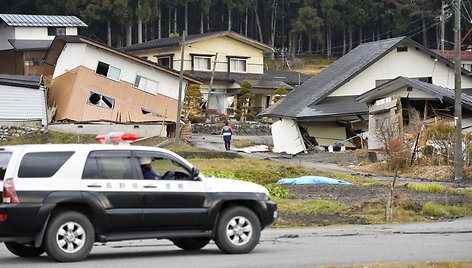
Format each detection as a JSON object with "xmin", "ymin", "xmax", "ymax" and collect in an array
[{"xmin": 0, "ymin": 144, "xmax": 277, "ymax": 262}]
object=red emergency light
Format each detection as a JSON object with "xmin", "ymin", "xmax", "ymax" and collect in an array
[{"xmin": 95, "ymin": 132, "xmax": 138, "ymax": 144}]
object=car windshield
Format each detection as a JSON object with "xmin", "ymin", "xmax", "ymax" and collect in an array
[{"xmin": 0, "ymin": 152, "xmax": 12, "ymax": 180}]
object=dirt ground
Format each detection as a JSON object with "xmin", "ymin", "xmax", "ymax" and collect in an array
[
  {"xmin": 277, "ymin": 184, "xmax": 470, "ymax": 226},
  {"xmin": 186, "ymin": 135, "xmax": 472, "ymax": 226}
]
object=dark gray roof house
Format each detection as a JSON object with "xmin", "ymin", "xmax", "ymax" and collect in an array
[{"xmin": 259, "ymin": 36, "xmax": 471, "ymax": 120}]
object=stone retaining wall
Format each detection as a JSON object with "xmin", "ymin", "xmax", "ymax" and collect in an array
[
  {"xmin": 192, "ymin": 123, "xmax": 271, "ymax": 135},
  {"xmin": 0, "ymin": 126, "xmax": 42, "ymax": 141}
]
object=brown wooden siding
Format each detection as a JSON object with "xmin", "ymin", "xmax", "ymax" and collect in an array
[
  {"xmin": 0, "ymin": 50, "xmax": 21, "ymax": 74},
  {"xmin": 50, "ymin": 66, "xmax": 178, "ymax": 123},
  {"xmin": 23, "ymin": 51, "xmax": 54, "ymax": 76}
]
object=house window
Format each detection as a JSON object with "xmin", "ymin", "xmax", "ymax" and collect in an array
[
  {"xmin": 24, "ymin": 58, "xmax": 44, "ymax": 66},
  {"xmin": 134, "ymin": 75, "xmax": 159, "ymax": 95},
  {"xmin": 418, "ymin": 77, "xmax": 433, "ymax": 83},
  {"xmin": 142, "ymin": 108, "xmax": 161, "ymax": 117},
  {"xmin": 156, "ymin": 55, "xmax": 173, "ymax": 68},
  {"xmin": 397, "ymin": 46, "xmax": 408, "ymax": 52},
  {"xmin": 88, "ymin": 92, "xmax": 115, "ymax": 109},
  {"xmin": 48, "ymin": 27, "xmax": 66, "ymax": 36},
  {"xmin": 229, "ymin": 58, "xmax": 247, "ymax": 73},
  {"xmin": 193, "ymin": 56, "xmax": 211, "ymax": 71},
  {"xmin": 96, "ymin": 61, "xmax": 121, "ymax": 81}
]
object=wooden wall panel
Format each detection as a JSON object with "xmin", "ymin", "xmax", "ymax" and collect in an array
[{"xmin": 50, "ymin": 66, "xmax": 178, "ymax": 123}]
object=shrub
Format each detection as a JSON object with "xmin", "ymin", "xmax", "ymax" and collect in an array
[
  {"xmin": 422, "ymin": 202, "xmax": 448, "ymax": 217},
  {"xmin": 266, "ymin": 185, "xmax": 291, "ymax": 199},
  {"xmin": 406, "ymin": 183, "xmax": 445, "ymax": 193},
  {"xmin": 422, "ymin": 202, "xmax": 465, "ymax": 218}
]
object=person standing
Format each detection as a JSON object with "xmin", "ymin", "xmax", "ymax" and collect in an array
[{"xmin": 220, "ymin": 120, "xmax": 234, "ymax": 151}]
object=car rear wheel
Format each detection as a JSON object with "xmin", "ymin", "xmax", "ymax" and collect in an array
[
  {"xmin": 4, "ymin": 242, "xmax": 45, "ymax": 257},
  {"xmin": 214, "ymin": 206, "xmax": 261, "ymax": 254},
  {"xmin": 171, "ymin": 238, "xmax": 211, "ymax": 250},
  {"xmin": 43, "ymin": 211, "xmax": 95, "ymax": 262}
]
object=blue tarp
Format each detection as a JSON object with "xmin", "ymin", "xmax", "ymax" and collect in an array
[{"xmin": 276, "ymin": 176, "xmax": 351, "ymax": 185}]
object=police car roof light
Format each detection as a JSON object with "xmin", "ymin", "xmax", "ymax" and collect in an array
[{"xmin": 95, "ymin": 132, "xmax": 138, "ymax": 144}]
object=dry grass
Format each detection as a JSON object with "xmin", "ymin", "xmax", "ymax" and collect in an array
[
  {"xmin": 322, "ymin": 261, "xmax": 472, "ymax": 268},
  {"xmin": 265, "ymin": 57, "xmax": 335, "ymax": 75},
  {"xmin": 352, "ymin": 163, "xmax": 454, "ymax": 182}
]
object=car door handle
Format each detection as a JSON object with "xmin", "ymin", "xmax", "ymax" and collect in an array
[
  {"xmin": 87, "ymin": 184, "xmax": 102, "ymax": 188},
  {"xmin": 143, "ymin": 185, "xmax": 157, "ymax": 189}
]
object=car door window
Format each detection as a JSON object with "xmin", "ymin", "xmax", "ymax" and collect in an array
[
  {"xmin": 134, "ymin": 151, "xmax": 192, "ymax": 181},
  {"xmin": 83, "ymin": 150, "xmax": 138, "ymax": 180},
  {"xmin": 153, "ymin": 158, "xmax": 191, "ymax": 180}
]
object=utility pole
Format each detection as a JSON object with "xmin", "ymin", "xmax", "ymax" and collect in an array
[
  {"xmin": 205, "ymin": 53, "xmax": 218, "ymax": 120},
  {"xmin": 175, "ymin": 31, "xmax": 186, "ymax": 147},
  {"xmin": 454, "ymin": 0, "xmax": 463, "ymax": 180},
  {"xmin": 441, "ymin": 1, "xmax": 446, "ymax": 51}
]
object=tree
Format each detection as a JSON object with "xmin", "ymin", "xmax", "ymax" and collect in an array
[
  {"xmin": 236, "ymin": 81, "xmax": 255, "ymax": 122},
  {"xmin": 272, "ymin": 87, "xmax": 288, "ymax": 103},
  {"xmin": 183, "ymin": 84, "xmax": 204, "ymax": 122},
  {"xmin": 199, "ymin": 0, "xmax": 212, "ymax": 33},
  {"xmin": 289, "ymin": 6, "xmax": 322, "ymax": 58},
  {"xmin": 372, "ymin": 102, "xmax": 411, "ymax": 222}
]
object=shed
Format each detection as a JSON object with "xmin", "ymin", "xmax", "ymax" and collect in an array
[{"xmin": 0, "ymin": 74, "xmax": 47, "ymax": 126}]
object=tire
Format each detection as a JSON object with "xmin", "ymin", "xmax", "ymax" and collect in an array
[
  {"xmin": 43, "ymin": 211, "xmax": 95, "ymax": 262},
  {"xmin": 4, "ymin": 242, "xmax": 45, "ymax": 257},
  {"xmin": 214, "ymin": 206, "xmax": 261, "ymax": 254},
  {"xmin": 171, "ymin": 238, "xmax": 211, "ymax": 250}
]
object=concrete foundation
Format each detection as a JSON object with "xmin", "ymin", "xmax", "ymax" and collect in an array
[{"xmin": 48, "ymin": 124, "xmax": 167, "ymax": 137}]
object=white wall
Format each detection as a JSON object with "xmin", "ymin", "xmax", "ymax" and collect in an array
[
  {"xmin": 14, "ymin": 27, "xmax": 53, "ymax": 40},
  {"xmin": 15, "ymin": 26, "xmax": 79, "ymax": 40},
  {"xmin": 330, "ymin": 44, "xmax": 472, "ymax": 97},
  {"xmin": 0, "ymin": 85, "xmax": 47, "ymax": 125},
  {"xmin": 52, "ymin": 43, "xmax": 86, "ymax": 78},
  {"xmin": 0, "ymin": 24, "xmax": 15, "ymax": 50},
  {"xmin": 54, "ymin": 43, "xmax": 186, "ymax": 100}
]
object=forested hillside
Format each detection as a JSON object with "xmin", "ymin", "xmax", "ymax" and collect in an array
[{"xmin": 2, "ymin": 0, "xmax": 469, "ymax": 58}]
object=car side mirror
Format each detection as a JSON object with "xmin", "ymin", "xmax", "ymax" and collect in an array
[{"xmin": 192, "ymin": 167, "xmax": 200, "ymax": 179}]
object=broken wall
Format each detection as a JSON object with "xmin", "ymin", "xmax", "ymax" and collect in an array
[{"xmin": 49, "ymin": 66, "xmax": 178, "ymax": 123}]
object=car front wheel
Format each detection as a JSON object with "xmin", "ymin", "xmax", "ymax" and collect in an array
[
  {"xmin": 214, "ymin": 206, "xmax": 261, "ymax": 254},
  {"xmin": 43, "ymin": 211, "xmax": 95, "ymax": 262},
  {"xmin": 4, "ymin": 242, "xmax": 45, "ymax": 257}
]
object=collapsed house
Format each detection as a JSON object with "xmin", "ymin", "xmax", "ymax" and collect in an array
[
  {"xmin": 356, "ymin": 76, "xmax": 472, "ymax": 149},
  {"xmin": 259, "ymin": 36, "xmax": 472, "ymax": 154},
  {"xmin": 44, "ymin": 36, "xmax": 201, "ymax": 126}
]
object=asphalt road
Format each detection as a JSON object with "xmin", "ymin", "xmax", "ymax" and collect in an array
[{"xmin": 1, "ymin": 217, "xmax": 471, "ymax": 267}]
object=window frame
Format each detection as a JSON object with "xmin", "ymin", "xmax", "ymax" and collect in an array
[
  {"xmin": 191, "ymin": 54, "xmax": 213, "ymax": 71},
  {"xmin": 47, "ymin": 27, "xmax": 66, "ymax": 36},
  {"xmin": 155, "ymin": 54, "xmax": 173, "ymax": 68},
  {"xmin": 88, "ymin": 91, "xmax": 115, "ymax": 110},
  {"xmin": 228, "ymin": 57, "xmax": 248, "ymax": 73},
  {"xmin": 134, "ymin": 75, "xmax": 159, "ymax": 95},
  {"xmin": 95, "ymin": 61, "xmax": 121, "ymax": 81}
]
